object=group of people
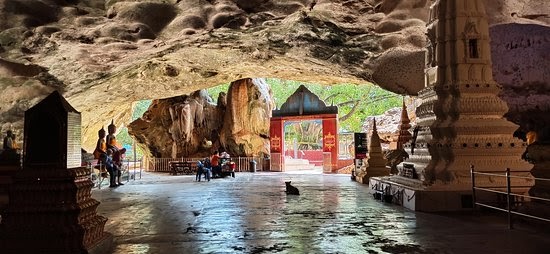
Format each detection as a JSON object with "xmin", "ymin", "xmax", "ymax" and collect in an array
[
  {"xmin": 93, "ymin": 121, "xmax": 126, "ymax": 188},
  {"xmin": 195, "ymin": 150, "xmax": 233, "ymax": 182},
  {"xmin": 196, "ymin": 157, "xmax": 212, "ymax": 182}
]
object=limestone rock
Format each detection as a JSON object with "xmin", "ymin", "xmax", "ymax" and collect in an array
[
  {"xmin": 0, "ymin": 0, "xmax": 548, "ymax": 151},
  {"xmin": 128, "ymin": 78, "xmax": 273, "ymax": 158},
  {"xmin": 362, "ymin": 107, "xmax": 405, "ymax": 144},
  {"xmin": 491, "ymin": 23, "xmax": 550, "ymax": 132},
  {"xmin": 220, "ymin": 78, "xmax": 274, "ymax": 157}
]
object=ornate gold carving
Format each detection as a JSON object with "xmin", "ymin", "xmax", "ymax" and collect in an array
[
  {"xmin": 271, "ymin": 135, "xmax": 281, "ymax": 149},
  {"xmin": 324, "ymin": 132, "xmax": 336, "ymax": 150}
]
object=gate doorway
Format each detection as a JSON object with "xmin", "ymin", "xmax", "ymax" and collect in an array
[{"xmin": 269, "ymin": 85, "xmax": 339, "ymax": 173}]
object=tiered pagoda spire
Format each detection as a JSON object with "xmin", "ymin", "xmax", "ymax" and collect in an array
[
  {"xmin": 395, "ymin": 0, "xmax": 532, "ymax": 191},
  {"xmin": 390, "ymin": 99, "xmax": 412, "ymax": 150}
]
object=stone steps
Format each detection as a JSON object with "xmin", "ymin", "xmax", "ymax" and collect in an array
[{"xmin": 284, "ymin": 157, "xmax": 316, "ymax": 171}]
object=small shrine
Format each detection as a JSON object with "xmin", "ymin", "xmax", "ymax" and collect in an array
[
  {"xmin": 355, "ymin": 119, "xmax": 389, "ymax": 184},
  {"xmin": 389, "ymin": 100, "xmax": 412, "ymax": 150},
  {"xmin": 384, "ymin": 99, "xmax": 412, "ymax": 174},
  {"xmin": 0, "ymin": 91, "xmax": 111, "ymax": 253}
]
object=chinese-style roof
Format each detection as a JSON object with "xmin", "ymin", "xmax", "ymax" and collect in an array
[{"xmin": 272, "ymin": 85, "xmax": 338, "ymax": 117}]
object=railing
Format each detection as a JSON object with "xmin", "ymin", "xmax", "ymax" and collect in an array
[
  {"xmin": 471, "ymin": 165, "xmax": 550, "ymax": 229},
  {"xmin": 146, "ymin": 156, "xmax": 268, "ymax": 173},
  {"xmin": 87, "ymin": 158, "xmax": 143, "ymax": 189},
  {"xmin": 123, "ymin": 158, "xmax": 143, "ymax": 181}
]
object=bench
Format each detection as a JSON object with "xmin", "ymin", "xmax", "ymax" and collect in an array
[{"xmin": 169, "ymin": 161, "xmax": 194, "ymax": 175}]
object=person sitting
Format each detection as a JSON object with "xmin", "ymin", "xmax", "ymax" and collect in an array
[
  {"xmin": 196, "ymin": 160, "xmax": 204, "ymax": 182},
  {"xmin": 203, "ymin": 157, "xmax": 211, "ymax": 181}
]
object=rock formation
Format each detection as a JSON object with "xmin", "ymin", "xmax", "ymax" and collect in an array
[
  {"xmin": 219, "ymin": 78, "xmax": 274, "ymax": 157},
  {"xmin": 0, "ymin": 0, "xmax": 547, "ymax": 151},
  {"xmin": 128, "ymin": 78, "xmax": 273, "ymax": 158},
  {"xmin": 363, "ymin": 106, "xmax": 411, "ymax": 145},
  {"xmin": 491, "ymin": 23, "xmax": 550, "ymax": 132}
]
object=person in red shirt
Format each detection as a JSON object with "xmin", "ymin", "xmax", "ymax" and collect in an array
[{"xmin": 211, "ymin": 151, "xmax": 221, "ymax": 178}]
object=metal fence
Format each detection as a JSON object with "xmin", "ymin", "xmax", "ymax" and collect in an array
[
  {"xmin": 471, "ymin": 165, "xmax": 550, "ymax": 229},
  {"xmin": 87, "ymin": 158, "xmax": 143, "ymax": 189},
  {"xmin": 145, "ymin": 156, "xmax": 269, "ymax": 173}
]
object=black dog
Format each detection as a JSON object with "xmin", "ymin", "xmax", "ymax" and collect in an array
[{"xmin": 285, "ymin": 181, "xmax": 300, "ymax": 195}]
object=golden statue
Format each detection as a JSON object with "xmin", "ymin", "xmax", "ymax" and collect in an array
[
  {"xmin": 106, "ymin": 120, "xmax": 121, "ymax": 148},
  {"xmin": 93, "ymin": 127, "xmax": 107, "ymax": 159}
]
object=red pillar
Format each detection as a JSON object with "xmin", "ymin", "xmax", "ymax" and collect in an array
[
  {"xmin": 322, "ymin": 115, "xmax": 338, "ymax": 173},
  {"xmin": 269, "ymin": 117, "xmax": 284, "ymax": 171}
]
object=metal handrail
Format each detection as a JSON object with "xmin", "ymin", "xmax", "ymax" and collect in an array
[
  {"xmin": 146, "ymin": 156, "xmax": 267, "ymax": 173},
  {"xmin": 471, "ymin": 165, "xmax": 550, "ymax": 229},
  {"xmin": 88, "ymin": 158, "xmax": 143, "ymax": 189}
]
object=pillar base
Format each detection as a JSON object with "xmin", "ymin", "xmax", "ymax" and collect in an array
[
  {"xmin": 88, "ymin": 232, "xmax": 114, "ymax": 254},
  {"xmin": 369, "ymin": 176, "xmax": 490, "ymax": 212}
]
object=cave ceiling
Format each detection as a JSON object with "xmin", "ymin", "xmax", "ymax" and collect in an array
[{"xmin": 0, "ymin": 0, "xmax": 548, "ymax": 150}]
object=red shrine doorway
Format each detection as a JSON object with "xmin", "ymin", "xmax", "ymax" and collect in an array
[{"xmin": 269, "ymin": 85, "xmax": 339, "ymax": 173}]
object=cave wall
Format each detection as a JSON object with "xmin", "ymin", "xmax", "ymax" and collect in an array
[
  {"xmin": 0, "ymin": 0, "xmax": 548, "ymax": 150},
  {"xmin": 491, "ymin": 23, "xmax": 550, "ymax": 136}
]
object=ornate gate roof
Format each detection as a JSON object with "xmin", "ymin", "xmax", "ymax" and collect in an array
[{"xmin": 272, "ymin": 85, "xmax": 338, "ymax": 117}]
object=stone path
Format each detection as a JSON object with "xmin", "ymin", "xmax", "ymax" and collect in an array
[{"xmin": 93, "ymin": 172, "xmax": 550, "ymax": 254}]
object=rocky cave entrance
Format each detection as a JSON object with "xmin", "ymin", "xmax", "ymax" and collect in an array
[{"xmin": 124, "ymin": 78, "xmax": 401, "ymax": 174}]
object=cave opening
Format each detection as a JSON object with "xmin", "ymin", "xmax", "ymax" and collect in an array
[{"xmin": 122, "ymin": 78, "xmax": 401, "ymax": 174}]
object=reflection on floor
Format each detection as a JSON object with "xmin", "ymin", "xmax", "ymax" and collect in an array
[{"xmin": 93, "ymin": 171, "xmax": 550, "ymax": 254}]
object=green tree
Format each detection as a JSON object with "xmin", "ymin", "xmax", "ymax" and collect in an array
[
  {"xmin": 207, "ymin": 83, "xmax": 230, "ymax": 102},
  {"xmin": 132, "ymin": 100, "xmax": 152, "ymax": 120},
  {"xmin": 266, "ymin": 78, "xmax": 400, "ymax": 132},
  {"xmin": 116, "ymin": 100, "xmax": 152, "ymax": 160}
]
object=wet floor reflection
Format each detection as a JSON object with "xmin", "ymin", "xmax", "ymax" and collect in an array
[
  {"xmin": 92, "ymin": 172, "xmax": 550, "ymax": 254},
  {"xmin": 92, "ymin": 173, "xmax": 432, "ymax": 253}
]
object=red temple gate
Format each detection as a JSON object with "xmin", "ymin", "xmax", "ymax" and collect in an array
[{"xmin": 269, "ymin": 85, "xmax": 339, "ymax": 173}]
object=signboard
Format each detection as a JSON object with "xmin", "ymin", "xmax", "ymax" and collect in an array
[
  {"xmin": 66, "ymin": 112, "xmax": 82, "ymax": 168},
  {"xmin": 354, "ymin": 133, "xmax": 368, "ymax": 159}
]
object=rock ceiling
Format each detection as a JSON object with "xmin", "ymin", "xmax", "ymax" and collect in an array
[{"xmin": 0, "ymin": 0, "xmax": 548, "ymax": 150}]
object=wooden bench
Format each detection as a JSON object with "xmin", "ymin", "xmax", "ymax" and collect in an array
[{"xmin": 169, "ymin": 161, "xmax": 194, "ymax": 175}]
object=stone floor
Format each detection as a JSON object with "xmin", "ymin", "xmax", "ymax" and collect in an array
[{"xmin": 93, "ymin": 171, "xmax": 550, "ymax": 254}]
